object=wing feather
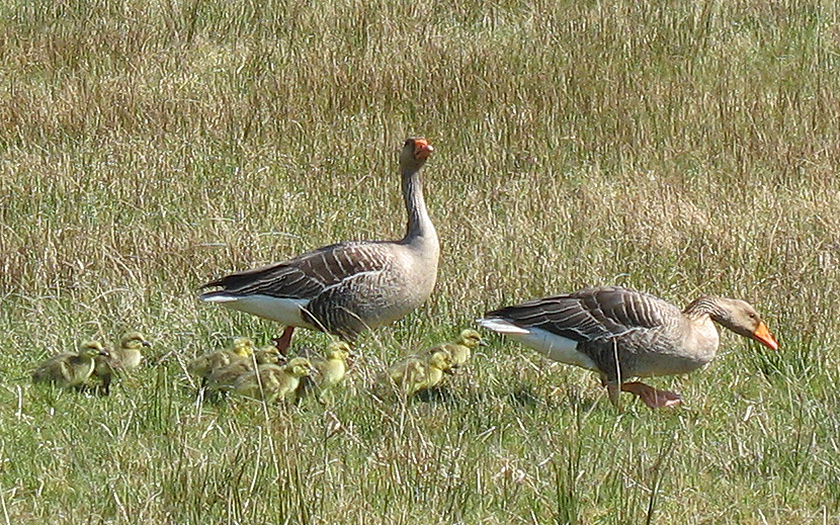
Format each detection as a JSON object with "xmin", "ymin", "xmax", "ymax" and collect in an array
[
  {"xmin": 484, "ymin": 286, "xmax": 680, "ymax": 343},
  {"xmin": 200, "ymin": 241, "xmax": 393, "ymax": 301}
]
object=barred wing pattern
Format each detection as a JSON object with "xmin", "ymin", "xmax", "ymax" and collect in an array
[
  {"xmin": 486, "ymin": 287, "xmax": 679, "ymax": 343},
  {"xmin": 202, "ymin": 242, "xmax": 390, "ymax": 298},
  {"xmin": 484, "ymin": 286, "xmax": 686, "ymax": 381},
  {"xmin": 201, "ymin": 241, "xmax": 395, "ymax": 339}
]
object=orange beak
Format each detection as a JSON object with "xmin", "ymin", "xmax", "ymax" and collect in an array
[
  {"xmin": 413, "ymin": 138, "xmax": 433, "ymax": 160},
  {"xmin": 752, "ymin": 321, "xmax": 779, "ymax": 350}
]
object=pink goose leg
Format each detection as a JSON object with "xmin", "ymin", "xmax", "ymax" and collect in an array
[{"xmin": 622, "ymin": 381, "xmax": 682, "ymax": 408}]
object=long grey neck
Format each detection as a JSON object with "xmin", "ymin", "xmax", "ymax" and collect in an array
[
  {"xmin": 401, "ymin": 167, "xmax": 437, "ymax": 243},
  {"xmin": 683, "ymin": 296, "xmax": 727, "ymax": 322}
]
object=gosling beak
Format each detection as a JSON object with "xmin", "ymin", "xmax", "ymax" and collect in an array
[
  {"xmin": 478, "ymin": 339, "xmax": 489, "ymax": 347},
  {"xmin": 752, "ymin": 322, "xmax": 779, "ymax": 351},
  {"xmin": 413, "ymin": 138, "xmax": 433, "ymax": 160},
  {"xmin": 142, "ymin": 341, "xmax": 152, "ymax": 347}
]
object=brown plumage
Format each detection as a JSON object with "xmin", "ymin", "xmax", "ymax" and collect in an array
[
  {"xmin": 200, "ymin": 138, "xmax": 439, "ymax": 353},
  {"xmin": 479, "ymin": 286, "xmax": 778, "ymax": 409}
]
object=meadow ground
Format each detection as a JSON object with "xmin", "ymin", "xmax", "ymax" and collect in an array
[{"xmin": 1, "ymin": 0, "xmax": 840, "ymax": 523}]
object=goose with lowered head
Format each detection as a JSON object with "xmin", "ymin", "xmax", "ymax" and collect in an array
[{"xmin": 479, "ymin": 286, "xmax": 778, "ymax": 410}]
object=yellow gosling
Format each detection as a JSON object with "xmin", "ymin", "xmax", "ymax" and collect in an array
[
  {"xmin": 32, "ymin": 341, "xmax": 109, "ymax": 390},
  {"xmin": 387, "ymin": 348, "xmax": 453, "ymax": 396},
  {"xmin": 234, "ymin": 357, "xmax": 314, "ymax": 404},
  {"xmin": 110, "ymin": 331, "xmax": 151, "ymax": 371},
  {"xmin": 88, "ymin": 331, "xmax": 152, "ymax": 395},
  {"xmin": 205, "ymin": 345, "xmax": 283, "ymax": 394},
  {"xmin": 187, "ymin": 336, "xmax": 256, "ymax": 386},
  {"xmin": 298, "ymin": 341, "xmax": 351, "ymax": 402},
  {"xmin": 419, "ymin": 329, "xmax": 486, "ymax": 369}
]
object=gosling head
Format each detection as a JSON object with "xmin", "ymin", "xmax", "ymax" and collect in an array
[
  {"xmin": 285, "ymin": 357, "xmax": 315, "ymax": 378},
  {"xmin": 120, "ymin": 331, "xmax": 151, "ymax": 349},
  {"xmin": 80, "ymin": 341, "xmax": 109, "ymax": 358},
  {"xmin": 457, "ymin": 329, "xmax": 486, "ymax": 348},
  {"xmin": 231, "ymin": 337, "xmax": 256, "ymax": 357},
  {"xmin": 255, "ymin": 344, "xmax": 283, "ymax": 364},
  {"xmin": 428, "ymin": 349, "xmax": 452, "ymax": 371},
  {"xmin": 325, "ymin": 341, "xmax": 351, "ymax": 361}
]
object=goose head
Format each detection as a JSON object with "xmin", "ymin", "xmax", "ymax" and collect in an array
[
  {"xmin": 710, "ymin": 298, "xmax": 779, "ymax": 350},
  {"xmin": 457, "ymin": 329, "xmax": 487, "ymax": 348},
  {"xmin": 400, "ymin": 137, "xmax": 434, "ymax": 174},
  {"xmin": 286, "ymin": 357, "xmax": 316, "ymax": 378},
  {"xmin": 120, "ymin": 331, "xmax": 151, "ymax": 349},
  {"xmin": 325, "ymin": 341, "xmax": 351, "ymax": 362}
]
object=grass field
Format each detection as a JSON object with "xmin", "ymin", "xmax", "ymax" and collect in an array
[{"xmin": 2, "ymin": 0, "xmax": 840, "ymax": 523}]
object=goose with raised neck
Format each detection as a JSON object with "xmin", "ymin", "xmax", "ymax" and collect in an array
[{"xmin": 200, "ymin": 138, "xmax": 439, "ymax": 352}]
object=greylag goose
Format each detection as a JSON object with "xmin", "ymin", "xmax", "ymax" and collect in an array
[
  {"xmin": 187, "ymin": 336, "xmax": 255, "ymax": 387},
  {"xmin": 199, "ymin": 138, "xmax": 438, "ymax": 352},
  {"xmin": 418, "ymin": 329, "xmax": 486, "ymax": 369},
  {"xmin": 90, "ymin": 332, "xmax": 151, "ymax": 395},
  {"xmin": 32, "ymin": 341, "xmax": 109, "ymax": 389},
  {"xmin": 205, "ymin": 344, "xmax": 283, "ymax": 394},
  {"xmin": 386, "ymin": 348, "xmax": 453, "ymax": 396},
  {"xmin": 233, "ymin": 357, "xmax": 314, "ymax": 403},
  {"xmin": 478, "ymin": 286, "xmax": 779, "ymax": 409}
]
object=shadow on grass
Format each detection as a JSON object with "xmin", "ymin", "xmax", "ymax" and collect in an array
[{"xmin": 414, "ymin": 381, "xmax": 604, "ymax": 415}]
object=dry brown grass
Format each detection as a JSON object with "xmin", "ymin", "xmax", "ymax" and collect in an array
[{"xmin": 2, "ymin": 0, "xmax": 840, "ymax": 523}]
